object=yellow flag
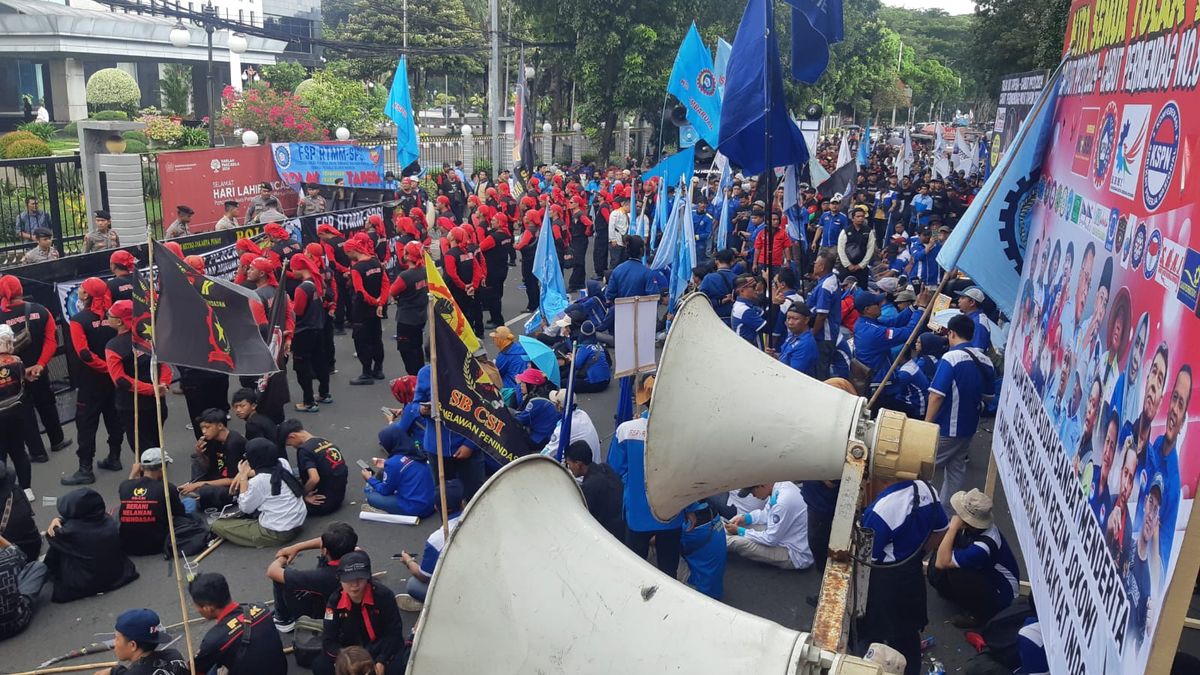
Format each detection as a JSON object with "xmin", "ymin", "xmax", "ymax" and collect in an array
[{"xmin": 424, "ymin": 252, "xmax": 480, "ymax": 353}]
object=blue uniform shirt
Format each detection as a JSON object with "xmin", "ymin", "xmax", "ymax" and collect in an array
[
  {"xmin": 854, "ymin": 308, "xmax": 921, "ymax": 384},
  {"xmin": 806, "ymin": 272, "xmax": 841, "ymax": 342},
  {"xmin": 1140, "ymin": 435, "xmax": 1180, "ymax": 568},
  {"xmin": 699, "ymin": 268, "xmax": 738, "ymax": 319},
  {"xmin": 365, "ymin": 454, "xmax": 437, "ymax": 518},
  {"xmin": 862, "ymin": 480, "xmax": 949, "ymax": 563},
  {"xmin": 574, "ymin": 341, "xmax": 612, "ymax": 387},
  {"xmin": 964, "ymin": 310, "xmax": 991, "ymax": 351},
  {"xmin": 608, "ymin": 413, "xmax": 684, "ymax": 532},
  {"xmin": 680, "ymin": 506, "xmax": 726, "ymax": 600},
  {"xmin": 892, "ymin": 359, "xmax": 931, "ymax": 418},
  {"xmin": 377, "ymin": 401, "xmax": 427, "ymax": 456},
  {"xmin": 929, "ymin": 345, "xmax": 996, "ymax": 437},
  {"xmin": 605, "ymin": 259, "xmax": 661, "ymax": 303},
  {"xmin": 778, "ymin": 330, "xmax": 818, "ymax": 377},
  {"xmin": 731, "ymin": 298, "xmax": 767, "ymax": 345},
  {"xmin": 951, "ymin": 525, "xmax": 1021, "ymax": 609},
  {"xmin": 818, "ymin": 211, "xmax": 849, "ymax": 248},
  {"xmin": 831, "ymin": 335, "xmax": 853, "ymax": 379},
  {"xmin": 495, "ymin": 342, "xmax": 530, "ymax": 405},
  {"xmin": 513, "ymin": 396, "xmax": 559, "ymax": 445}
]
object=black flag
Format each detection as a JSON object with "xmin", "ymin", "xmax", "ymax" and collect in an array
[
  {"xmin": 817, "ymin": 159, "xmax": 857, "ymax": 210},
  {"xmin": 512, "ymin": 49, "xmax": 536, "ymax": 196},
  {"xmin": 152, "ymin": 241, "xmax": 276, "ymax": 375},
  {"xmin": 255, "ymin": 276, "xmax": 291, "ymax": 424}
]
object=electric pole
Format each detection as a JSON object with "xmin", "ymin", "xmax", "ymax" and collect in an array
[{"xmin": 488, "ymin": 0, "xmax": 503, "ymax": 174}]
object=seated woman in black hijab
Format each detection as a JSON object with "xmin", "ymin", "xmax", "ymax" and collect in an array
[
  {"xmin": 44, "ymin": 488, "xmax": 139, "ymax": 603},
  {"xmin": 0, "ymin": 464, "xmax": 39, "ymax": 562},
  {"xmin": 210, "ymin": 438, "xmax": 307, "ymax": 548}
]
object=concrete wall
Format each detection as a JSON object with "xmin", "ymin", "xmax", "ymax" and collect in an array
[{"xmin": 97, "ymin": 153, "xmax": 149, "ymax": 245}]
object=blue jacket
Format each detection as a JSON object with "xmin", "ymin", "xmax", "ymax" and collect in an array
[
  {"xmin": 698, "ymin": 268, "xmax": 738, "ymax": 319},
  {"xmin": 778, "ymin": 330, "xmax": 819, "ymax": 377},
  {"xmin": 378, "ymin": 402, "xmax": 427, "ymax": 457},
  {"xmin": 681, "ymin": 508, "xmax": 726, "ymax": 600},
  {"xmin": 693, "ymin": 212, "xmax": 714, "ymax": 248},
  {"xmin": 605, "ymin": 259, "xmax": 660, "ymax": 303},
  {"xmin": 964, "ymin": 310, "xmax": 992, "ymax": 351},
  {"xmin": 854, "ymin": 309, "xmax": 922, "ymax": 384},
  {"xmin": 366, "ymin": 454, "xmax": 437, "ymax": 518},
  {"xmin": 514, "ymin": 397, "xmax": 559, "ymax": 445},
  {"xmin": 421, "ymin": 417, "xmax": 477, "ymax": 458},
  {"xmin": 608, "ymin": 413, "xmax": 683, "ymax": 532},
  {"xmin": 573, "ymin": 342, "xmax": 611, "ymax": 387},
  {"xmin": 495, "ymin": 343, "xmax": 530, "ymax": 405}
]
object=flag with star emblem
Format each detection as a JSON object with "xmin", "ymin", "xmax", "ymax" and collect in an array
[{"xmin": 151, "ymin": 241, "xmax": 277, "ymax": 375}]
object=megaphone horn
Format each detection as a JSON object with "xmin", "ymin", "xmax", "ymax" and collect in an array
[
  {"xmin": 406, "ymin": 455, "xmax": 886, "ymax": 674},
  {"xmin": 645, "ymin": 293, "xmax": 936, "ymax": 521}
]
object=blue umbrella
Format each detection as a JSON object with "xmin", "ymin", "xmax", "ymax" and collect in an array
[{"xmin": 518, "ymin": 335, "xmax": 561, "ymax": 386}]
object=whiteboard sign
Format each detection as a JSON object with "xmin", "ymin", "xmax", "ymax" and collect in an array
[{"xmin": 613, "ymin": 295, "xmax": 658, "ymax": 377}]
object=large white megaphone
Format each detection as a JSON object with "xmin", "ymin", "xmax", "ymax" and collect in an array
[
  {"xmin": 645, "ymin": 293, "xmax": 936, "ymax": 521},
  {"xmin": 407, "ymin": 455, "xmax": 887, "ymax": 674}
]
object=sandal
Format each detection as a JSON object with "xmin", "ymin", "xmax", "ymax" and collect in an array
[{"xmin": 295, "ymin": 403, "xmax": 319, "ymax": 413}]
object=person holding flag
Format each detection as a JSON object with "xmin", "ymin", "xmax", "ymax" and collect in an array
[{"xmin": 104, "ymin": 300, "xmax": 172, "ymax": 462}]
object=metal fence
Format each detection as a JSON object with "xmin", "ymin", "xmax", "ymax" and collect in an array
[
  {"xmin": 140, "ymin": 153, "xmax": 165, "ymax": 239},
  {"xmin": 0, "ymin": 155, "xmax": 88, "ymax": 268}
]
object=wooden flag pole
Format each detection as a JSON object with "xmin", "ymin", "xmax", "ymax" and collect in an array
[
  {"xmin": 427, "ymin": 298, "xmax": 451, "ymax": 542},
  {"xmin": 144, "ymin": 240, "xmax": 199, "ymax": 675}
]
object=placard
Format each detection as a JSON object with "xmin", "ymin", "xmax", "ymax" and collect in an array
[{"xmin": 613, "ymin": 295, "xmax": 659, "ymax": 377}]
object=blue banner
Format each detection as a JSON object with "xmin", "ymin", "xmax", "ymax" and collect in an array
[
  {"xmin": 386, "ymin": 56, "xmax": 420, "ymax": 170},
  {"xmin": 270, "ymin": 143, "xmax": 388, "ymax": 191},
  {"xmin": 667, "ymin": 23, "xmax": 722, "ymax": 148}
]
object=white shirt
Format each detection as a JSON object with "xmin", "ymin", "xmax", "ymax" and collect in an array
[
  {"xmin": 36, "ymin": 106, "xmax": 49, "ymax": 123},
  {"xmin": 608, "ymin": 209, "xmax": 629, "ymax": 244},
  {"xmin": 236, "ymin": 465, "xmax": 307, "ymax": 533},
  {"xmin": 544, "ymin": 408, "xmax": 601, "ymax": 463},
  {"xmin": 742, "ymin": 481, "xmax": 813, "ymax": 569}
]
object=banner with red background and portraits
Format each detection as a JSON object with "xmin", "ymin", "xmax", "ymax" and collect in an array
[
  {"xmin": 157, "ymin": 146, "xmax": 297, "ymax": 231},
  {"xmin": 994, "ymin": 2, "xmax": 1200, "ymax": 672}
]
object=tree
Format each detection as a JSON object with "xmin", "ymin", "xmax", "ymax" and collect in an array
[
  {"xmin": 260, "ymin": 62, "xmax": 309, "ymax": 95},
  {"xmin": 297, "ymin": 71, "xmax": 387, "ymax": 137},
  {"xmin": 159, "ymin": 64, "xmax": 193, "ymax": 117},
  {"xmin": 973, "ymin": 0, "xmax": 1071, "ymax": 96}
]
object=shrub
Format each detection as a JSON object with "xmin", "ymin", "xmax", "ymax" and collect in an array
[
  {"xmin": 160, "ymin": 63, "xmax": 193, "ymax": 117},
  {"xmin": 139, "ymin": 115, "xmax": 184, "ymax": 145},
  {"xmin": 86, "ymin": 69, "xmax": 141, "ymax": 113},
  {"xmin": 123, "ymin": 139, "xmax": 149, "ymax": 154},
  {"xmin": 298, "ymin": 70, "xmax": 387, "ymax": 138},
  {"xmin": 93, "ymin": 110, "xmax": 130, "ymax": 121},
  {"xmin": 61, "ymin": 121, "xmax": 78, "ymax": 137},
  {"xmin": 0, "ymin": 131, "xmax": 40, "ymax": 152},
  {"xmin": 260, "ymin": 62, "xmax": 309, "ymax": 95},
  {"xmin": 292, "ymin": 78, "xmax": 316, "ymax": 99},
  {"xmin": 17, "ymin": 121, "xmax": 56, "ymax": 143},
  {"xmin": 123, "ymin": 130, "xmax": 149, "ymax": 144},
  {"xmin": 218, "ymin": 83, "xmax": 326, "ymax": 143},
  {"xmin": 179, "ymin": 125, "xmax": 209, "ymax": 148},
  {"xmin": 3, "ymin": 139, "xmax": 51, "ymax": 159}
]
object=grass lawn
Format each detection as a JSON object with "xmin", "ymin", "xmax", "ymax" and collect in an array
[{"xmin": 48, "ymin": 137, "xmax": 79, "ymax": 155}]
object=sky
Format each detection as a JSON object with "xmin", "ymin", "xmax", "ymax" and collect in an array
[{"xmin": 885, "ymin": 0, "xmax": 977, "ymax": 15}]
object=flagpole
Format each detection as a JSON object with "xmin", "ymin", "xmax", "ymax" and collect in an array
[
  {"xmin": 866, "ymin": 62, "xmax": 1063, "ymax": 408},
  {"xmin": 761, "ymin": 0, "xmax": 775, "ymax": 338},
  {"xmin": 144, "ymin": 240, "xmax": 199, "ymax": 675},
  {"xmin": 427, "ymin": 299, "xmax": 451, "ymax": 541}
]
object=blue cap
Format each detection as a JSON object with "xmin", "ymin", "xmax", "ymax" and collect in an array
[
  {"xmin": 853, "ymin": 291, "xmax": 886, "ymax": 312},
  {"xmin": 115, "ymin": 608, "xmax": 166, "ymax": 646}
]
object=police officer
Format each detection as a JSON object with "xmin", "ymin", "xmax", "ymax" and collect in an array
[
  {"xmin": 388, "ymin": 242, "xmax": 427, "ymax": 377},
  {"xmin": 104, "ymin": 300, "xmax": 172, "ymax": 463},
  {"xmin": 63, "ymin": 278, "xmax": 124, "ymax": 484},
  {"xmin": 296, "ymin": 183, "xmax": 327, "ymax": 217},
  {"xmin": 346, "ymin": 237, "xmax": 388, "ymax": 384},
  {"xmin": 245, "ymin": 182, "xmax": 274, "ymax": 224},
  {"xmin": 0, "ymin": 275, "xmax": 70, "ymax": 463}
]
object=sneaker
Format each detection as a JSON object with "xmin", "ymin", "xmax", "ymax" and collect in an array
[
  {"xmin": 273, "ymin": 619, "xmax": 296, "ymax": 634},
  {"xmin": 295, "ymin": 403, "xmax": 319, "ymax": 413},
  {"xmin": 349, "ymin": 375, "xmax": 376, "ymax": 385},
  {"xmin": 318, "ymin": 395, "xmax": 334, "ymax": 404},
  {"xmin": 396, "ymin": 594, "xmax": 424, "ymax": 613},
  {"xmin": 61, "ymin": 467, "xmax": 96, "ymax": 486},
  {"xmin": 360, "ymin": 503, "xmax": 386, "ymax": 514},
  {"xmin": 50, "ymin": 438, "xmax": 73, "ymax": 452},
  {"xmin": 97, "ymin": 456, "xmax": 124, "ymax": 471}
]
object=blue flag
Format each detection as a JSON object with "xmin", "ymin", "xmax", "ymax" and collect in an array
[
  {"xmin": 642, "ymin": 146, "xmax": 697, "ymax": 196},
  {"xmin": 523, "ymin": 208, "xmax": 570, "ymax": 333},
  {"xmin": 783, "ymin": 0, "xmax": 844, "ymax": 84},
  {"xmin": 385, "ymin": 57, "xmax": 420, "ymax": 170},
  {"xmin": 718, "ymin": 0, "xmax": 809, "ymax": 175},
  {"xmin": 667, "ymin": 23, "xmax": 722, "ymax": 148},
  {"xmin": 937, "ymin": 64, "xmax": 1063, "ymax": 315},
  {"xmin": 857, "ymin": 120, "xmax": 871, "ymax": 168},
  {"xmin": 671, "ymin": 188, "xmax": 697, "ymax": 311},
  {"xmin": 979, "ymin": 135, "xmax": 993, "ymax": 181},
  {"xmin": 549, "ymin": 343, "xmax": 577, "ymax": 462},
  {"xmin": 714, "ymin": 38, "xmax": 732, "ymax": 100},
  {"xmin": 715, "ymin": 157, "xmax": 732, "ymax": 250}
]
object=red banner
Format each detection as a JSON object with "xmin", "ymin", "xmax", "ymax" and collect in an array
[{"xmin": 157, "ymin": 146, "xmax": 297, "ymax": 232}]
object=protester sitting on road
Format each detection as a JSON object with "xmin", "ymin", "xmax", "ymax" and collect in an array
[
  {"xmin": 545, "ymin": 389, "xmax": 601, "ymax": 462},
  {"xmin": 360, "ymin": 439, "xmax": 437, "ymax": 518},
  {"xmin": 279, "ymin": 419, "xmax": 349, "ymax": 516},
  {"xmin": 397, "ymin": 480, "xmax": 464, "ymax": 611},
  {"xmin": 117, "ymin": 448, "xmax": 186, "ymax": 556},
  {"xmin": 680, "ymin": 501, "xmax": 727, "ymax": 601},
  {"xmin": 930, "ymin": 489, "xmax": 1021, "ymax": 628},
  {"xmin": 232, "ymin": 388, "xmax": 279, "ymax": 444},
  {"xmin": 181, "ymin": 408, "xmax": 246, "ymax": 509},
  {"xmin": 490, "ymin": 326, "xmax": 529, "ymax": 404},
  {"xmin": 210, "ymin": 438, "xmax": 307, "ymax": 548},
  {"xmin": 513, "ymin": 367, "xmax": 559, "ymax": 451},
  {"xmin": 379, "ymin": 376, "xmax": 427, "ymax": 457},
  {"xmin": 267, "ymin": 522, "xmax": 360, "ymax": 633},
  {"xmin": 563, "ymin": 441, "xmax": 623, "ymax": 540},
  {"xmin": 314, "ymin": 551, "xmax": 407, "ymax": 675},
  {"xmin": 189, "ymin": 572, "xmax": 287, "ymax": 675},
  {"xmin": 724, "ymin": 481, "xmax": 813, "ymax": 571},
  {"xmin": 93, "ymin": 609, "xmax": 189, "ymax": 675},
  {"xmin": 43, "ymin": 487, "xmax": 139, "ymax": 603},
  {"xmin": 0, "ymin": 464, "xmax": 39, "ymax": 562},
  {"xmin": 0, "ymin": 531, "xmax": 48, "ymax": 640}
]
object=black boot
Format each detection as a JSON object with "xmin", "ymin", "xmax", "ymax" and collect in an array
[
  {"xmin": 29, "ymin": 451, "xmax": 49, "ymax": 463},
  {"xmin": 97, "ymin": 455, "xmax": 123, "ymax": 471},
  {"xmin": 61, "ymin": 464, "xmax": 96, "ymax": 485}
]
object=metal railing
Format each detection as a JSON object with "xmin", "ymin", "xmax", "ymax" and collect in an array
[
  {"xmin": 140, "ymin": 153, "xmax": 165, "ymax": 239},
  {"xmin": 0, "ymin": 155, "xmax": 88, "ymax": 268}
]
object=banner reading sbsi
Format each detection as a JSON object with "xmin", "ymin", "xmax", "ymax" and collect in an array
[{"xmin": 992, "ymin": 3, "xmax": 1200, "ymax": 672}]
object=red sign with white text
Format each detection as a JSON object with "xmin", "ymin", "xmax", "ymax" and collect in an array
[{"xmin": 157, "ymin": 146, "xmax": 297, "ymax": 232}]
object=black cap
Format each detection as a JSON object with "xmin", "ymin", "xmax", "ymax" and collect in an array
[
  {"xmin": 337, "ymin": 550, "xmax": 372, "ymax": 581},
  {"xmin": 94, "ymin": 209, "xmax": 111, "ymax": 220},
  {"xmin": 177, "ymin": 205, "xmax": 194, "ymax": 215}
]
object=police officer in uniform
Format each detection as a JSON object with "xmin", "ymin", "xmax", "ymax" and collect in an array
[
  {"xmin": 0, "ymin": 276, "xmax": 69, "ymax": 463},
  {"xmin": 296, "ymin": 183, "xmax": 327, "ymax": 217},
  {"xmin": 389, "ymin": 242, "xmax": 427, "ymax": 377},
  {"xmin": 245, "ymin": 183, "xmax": 274, "ymax": 224},
  {"xmin": 63, "ymin": 278, "xmax": 124, "ymax": 484},
  {"xmin": 346, "ymin": 238, "xmax": 389, "ymax": 384}
]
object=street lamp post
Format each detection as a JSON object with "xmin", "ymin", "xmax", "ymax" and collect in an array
[{"xmin": 168, "ymin": 4, "xmax": 245, "ymax": 148}]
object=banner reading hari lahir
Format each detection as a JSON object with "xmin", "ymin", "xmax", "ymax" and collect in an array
[
  {"xmin": 993, "ymin": 3, "xmax": 1200, "ymax": 672},
  {"xmin": 425, "ymin": 254, "xmax": 533, "ymax": 464}
]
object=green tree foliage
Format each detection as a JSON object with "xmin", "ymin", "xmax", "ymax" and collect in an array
[
  {"xmin": 297, "ymin": 70, "xmax": 387, "ymax": 137},
  {"xmin": 260, "ymin": 62, "xmax": 310, "ymax": 95},
  {"xmin": 86, "ymin": 68, "xmax": 141, "ymax": 114},
  {"xmin": 159, "ymin": 63, "xmax": 193, "ymax": 117},
  {"xmin": 973, "ymin": 0, "xmax": 1072, "ymax": 96}
]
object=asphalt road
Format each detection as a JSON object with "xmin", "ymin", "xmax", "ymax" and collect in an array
[{"xmin": 3, "ymin": 253, "xmax": 1197, "ymax": 673}]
